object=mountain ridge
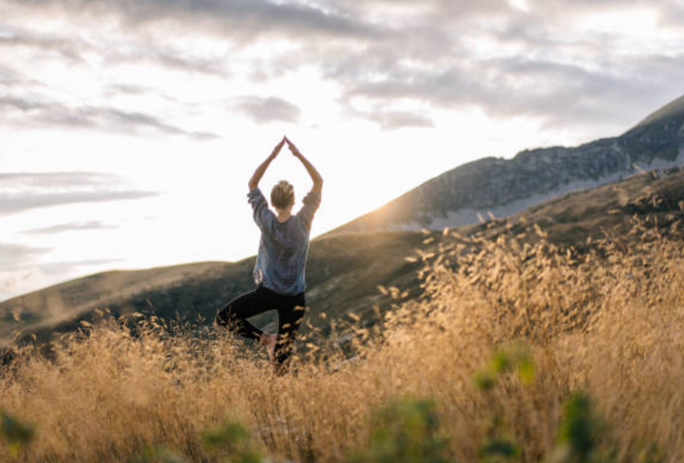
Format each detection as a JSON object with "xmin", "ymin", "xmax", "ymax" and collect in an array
[{"xmin": 328, "ymin": 93, "xmax": 684, "ymax": 234}]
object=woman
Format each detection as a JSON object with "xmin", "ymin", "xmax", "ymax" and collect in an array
[{"xmin": 216, "ymin": 136, "xmax": 323, "ymax": 374}]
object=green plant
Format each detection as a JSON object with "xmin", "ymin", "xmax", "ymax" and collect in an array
[
  {"xmin": 0, "ymin": 410, "xmax": 36, "ymax": 457},
  {"xmin": 474, "ymin": 342, "xmax": 536, "ymax": 392},
  {"xmin": 346, "ymin": 398, "xmax": 452, "ymax": 463},
  {"xmin": 546, "ymin": 392, "xmax": 616, "ymax": 463},
  {"xmin": 202, "ymin": 420, "xmax": 264, "ymax": 463},
  {"xmin": 479, "ymin": 436, "xmax": 519, "ymax": 463},
  {"xmin": 559, "ymin": 393, "xmax": 596, "ymax": 461},
  {"xmin": 130, "ymin": 445, "xmax": 189, "ymax": 463},
  {"xmin": 473, "ymin": 344, "xmax": 531, "ymax": 463}
]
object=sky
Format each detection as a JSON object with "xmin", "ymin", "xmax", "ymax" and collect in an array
[{"xmin": 1, "ymin": 0, "xmax": 684, "ymax": 301}]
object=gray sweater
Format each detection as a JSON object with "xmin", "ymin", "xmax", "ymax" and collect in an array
[{"xmin": 247, "ymin": 187, "xmax": 321, "ymax": 295}]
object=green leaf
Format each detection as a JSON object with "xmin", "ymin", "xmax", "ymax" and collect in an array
[{"xmin": 0, "ymin": 410, "xmax": 36, "ymax": 453}]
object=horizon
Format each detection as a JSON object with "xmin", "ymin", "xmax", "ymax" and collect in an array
[{"xmin": 2, "ymin": 0, "xmax": 684, "ymax": 301}]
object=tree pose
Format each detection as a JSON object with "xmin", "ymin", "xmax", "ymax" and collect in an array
[{"xmin": 216, "ymin": 136, "xmax": 323, "ymax": 374}]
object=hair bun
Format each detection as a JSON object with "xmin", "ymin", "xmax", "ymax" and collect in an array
[{"xmin": 271, "ymin": 180, "xmax": 295, "ymax": 209}]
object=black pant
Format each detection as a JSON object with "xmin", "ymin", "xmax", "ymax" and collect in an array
[{"xmin": 215, "ymin": 285, "xmax": 306, "ymax": 373}]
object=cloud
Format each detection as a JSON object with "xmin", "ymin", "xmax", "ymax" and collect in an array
[
  {"xmin": 0, "ymin": 96, "xmax": 220, "ymax": 140},
  {"xmin": 5, "ymin": 0, "xmax": 385, "ymax": 41},
  {"xmin": 319, "ymin": 0, "xmax": 684, "ymax": 132},
  {"xmin": 0, "ymin": 257, "xmax": 122, "ymax": 301},
  {"xmin": 104, "ymin": 84, "xmax": 152, "ymax": 97},
  {"xmin": 106, "ymin": 44, "xmax": 230, "ymax": 77},
  {"xmin": 0, "ymin": 64, "xmax": 31, "ymax": 87},
  {"xmin": 22, "ymin": 221, "xmax": 117, "ymax": 235},
  {"xmin": 0, "ymin": 242, "xmax": 50, "ymax": 272},
  {"xmin": 36, "ymin": 258, "xmax": 122, "ymax": 276},
  {"xmin": 3, "ymin": 0, "xmax": 684, "ymax": 135},
  {"xmin": 0, "ymin": 27, "xmax": 229, "ymax": 76},
  {"xmin": 0, "ymin": 242, "xmax": 51, "ymax": 300},
  {"xmin": 341, "ymin": 57, "xmax": 673, "ymax": 131},
  {"xmin": 659, "ymin": 2, "xmax": 684, "ymax": 29},
  {"xmin": 373, "ymin": 111, "xmax": 434, "ymax": 130},
  {"xmin": 0, "ymin": 172, "xmax": 159, "ymax": 216},
  {"xmin": 350, "ymin": 108, "xmax": 434, "ymax": 130},
  {"xmin": 0, "ymin": 27, "xmax": 226, "ymax": 139},
  {"xmin": 0, "ymin": 27, "xmax": 85, "ymax": 63},
  {"xmin": 230, "ymin": 96, "xmax": 301, "ymax": 124}
]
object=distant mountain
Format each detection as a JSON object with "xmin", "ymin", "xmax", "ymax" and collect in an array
[
  {"xmin": 330, "ymin": 93, "xmax": 684, "ymax": 234},
  {"xmin": 2, "ymin": 166, "xmax": 683, "ymax": 348}
]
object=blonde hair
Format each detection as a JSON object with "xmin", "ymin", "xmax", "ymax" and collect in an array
[{"xmin": 271, "ymin": 180, "xmax": 295, "ymax": 209}]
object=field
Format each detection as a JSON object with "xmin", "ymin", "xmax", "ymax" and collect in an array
[{"xmin": 1, "ymin": 218, "xmax": 683, "ymax": 463}]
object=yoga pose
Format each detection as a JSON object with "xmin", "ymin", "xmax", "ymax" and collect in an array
[{"xmin": 216, "ymin": 137, "xmax": 323, "ymax": 374}]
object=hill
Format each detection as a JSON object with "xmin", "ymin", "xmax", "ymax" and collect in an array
[
  {"xmin": 2, "ymin": 165, "xmax": 683, "ymax": 348},
  {"xmin": 330, "ymin": 93, "xmax": 684, "ymax": 234}
]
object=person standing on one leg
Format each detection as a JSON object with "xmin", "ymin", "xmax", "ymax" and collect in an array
[{"xmin": 216, "ymin": 136, "xmax": 323, "ymax": 374}]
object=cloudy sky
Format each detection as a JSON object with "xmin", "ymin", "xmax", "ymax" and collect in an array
[{"xmin": 1, "ymin": 0, "xmax": 684, "ymax": 301}]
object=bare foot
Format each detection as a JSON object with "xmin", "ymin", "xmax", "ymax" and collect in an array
[{"xmin": 259, "ymin": 333, "xmax": 277, "ymax": 365}]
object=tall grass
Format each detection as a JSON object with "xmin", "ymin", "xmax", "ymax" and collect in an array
[{"xmin": 1, "ymin": 222, "xmax": 682, "ymax": 462}]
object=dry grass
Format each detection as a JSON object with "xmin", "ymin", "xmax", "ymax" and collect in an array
[{"xmin": 1, "ymin": 221, "xmax": 683, "ymax": 463}]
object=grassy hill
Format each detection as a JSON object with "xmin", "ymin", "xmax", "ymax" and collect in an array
[
  {"xmin": 459, "ymin": 165, "xmax": 684, "ymax": 250},
  {"xmin": 1, "ymin": 168, "xmax": 683, "ymax": 463},
  {"xmin": 1, "ymin": 166, "xmax": 683, "ymax": 348}
]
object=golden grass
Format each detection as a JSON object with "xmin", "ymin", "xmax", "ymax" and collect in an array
[{"xmin": 1, "ymin": 222, "xmax": 683, "ymax": 463}]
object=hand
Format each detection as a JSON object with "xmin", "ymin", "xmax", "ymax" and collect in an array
[
  {"xmin": 269, "ymin": 137, "xmax": 286, "ymax": 159},
  {"xmin": 284, "ymin": 136, "xmax": 302, "ymax": 158}
]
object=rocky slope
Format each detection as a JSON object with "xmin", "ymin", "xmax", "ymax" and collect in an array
[{"xmin": 330, "ymin": 93, "xmax": 684, "ymax": 234}]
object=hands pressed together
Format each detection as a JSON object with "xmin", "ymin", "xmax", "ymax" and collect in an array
[
  {"xmin": 250, "ymin": 135, "xmax": 321, "ymax": 193},
  {"xmin": 270, "ymin": 136, "xmax": 302, "ymax": 160}
]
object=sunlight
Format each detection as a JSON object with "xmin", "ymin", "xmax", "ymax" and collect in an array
[
  {"xmin": 508, "ymin": 0, "xmax": 531, "ymax": 13},
  {"xmin": 577, "ymin": 8, "xmax": 658, "ymax": 40}
]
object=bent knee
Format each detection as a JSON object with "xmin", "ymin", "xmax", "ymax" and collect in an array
[{"xmin": 215, "ymin": 306, "xmax": 233, "ymax": 328}]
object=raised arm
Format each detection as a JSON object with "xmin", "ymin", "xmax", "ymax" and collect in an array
[
  {"xmin": 248, "ymin": 138, "xmax": 285, "ymax": 190},
  {"xmin": 285, "ymin": 137, "xmax": 323, "ymax": 194}
]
